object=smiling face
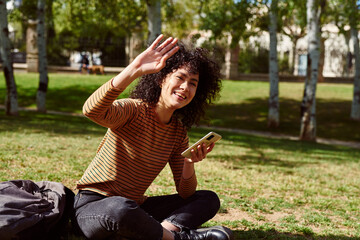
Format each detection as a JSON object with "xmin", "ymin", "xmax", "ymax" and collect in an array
[{"xmin": 157, "ymin": 66, "xmax": 199, "ymax": 113}]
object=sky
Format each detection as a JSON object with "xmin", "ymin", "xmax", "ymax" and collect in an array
[{"xmin": 6, "ymin": 0, "xmax": 21, "ymax": 10}]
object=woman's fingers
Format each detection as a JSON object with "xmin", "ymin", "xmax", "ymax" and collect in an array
[
  {"xmin": 150, "ymin": 34, "xmax": 164, "ymax": 50},
  {"xmin": 159, "ymin": 45, "xmax": 179, "ymax": 66},
  {"xmin": 132, "ymin": 35, "xmax": 179, "ymax": 75},
  {"xmin": 207, "ymin": 143, "xmax": 215, "ymax": 153},
  {"xmin": 155, "ymin": 36, "xmax": 173, "ymax": 51},
  {"xmin": 188, "ymin": 143, "xmax": 208, "ymax": 163},
  {"xmin": 160, "ymin": 39, "xmax": 178, "ymax": 57},
  {"xmin": 159, "ymin": 38, "xmax": 178, "ymax": 54},
  {"xmin": 151, "ymin": 35, "xmax": 178, "ymax": 56},
  {"xmin": 196, "ymin": 144, "xmax": 204, "ymax": 159}
]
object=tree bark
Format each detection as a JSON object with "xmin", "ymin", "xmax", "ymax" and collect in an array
[
  {"xmin": 224, "ymin": 34, "xmax": 239, "ymax": 80},
  {"xmin": 26, "ymin": 20, "xmax": 38, "ymax": 72},
  {"xmin": 344, "ymin": 32, "xmax": 351, "ymax": 77},
  {"xmin": 300, "ymin": 0, "xmax": 322, "ymax": 141},
  {"xmin": 268, "ymin": 0, "xmax": 280, "ymax": 128},
  {"xmin": 291, "ymin": 38, "xmax": 298, "ymax": 75},
  {"xmin": 318, "ymin": 37, "xmax": 325, "ymax": 82},
  {"xmin": 147, "ymin": 0, "xmax": 162, "ymax": 45},
  {"xmin": 349, "ymin": 0, "xmax": 360, "ymax": 120},
  {"xmin": 350, "ymin": 27, "xmax": 360, "ymax": 120},
  {"xmin": 36, "ymin": 0, "xmax": 49, "ymax": 113},
  {"xmin": 0, "ymin": 0, "xmax": 19, "ymax": 116}
]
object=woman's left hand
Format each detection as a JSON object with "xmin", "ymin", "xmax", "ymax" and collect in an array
[
  {"xmin": 131, "ymin": 34, "xmax": 179, "ymax": 76},
  {"xmin": 185, "ymin": 143, "xmax": 215, "ymax": 163}
]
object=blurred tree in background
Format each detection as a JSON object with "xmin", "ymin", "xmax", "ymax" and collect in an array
[
  {"xmin": 8, "ymin": 0, "xmax": 147, "ymax": 66},
  {"xmin": 1, "ymin": 0, "xmax": 359, "ymax": 131}
]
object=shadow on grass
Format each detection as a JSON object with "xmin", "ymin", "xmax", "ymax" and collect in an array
[
  {"xmin": 188, "ymin": 128, "xmax": 360, "ymax": 169},
  {"xmin": 0, "ymin": 109, "xmax": 106, "ymax": 136},
  {"xmin": 46, "ymin": 85, "xmax": 135, "ymax": 113},
  {"xmin": 0, "ymin": 85, "xmax": 91, "ymax": 113},
  {"xmin": 204, "ymin": 97, "xmax": 360, "ymax": 142},
  {"xmin": 1, "ymin": 108, "xmax": 359, "ymax": 158},
  {"xmin": 1, "ymin": 110, "xmax": 358, "ymax": 165},
  {"xmin": 1, "ymin": 83, "xmax": 359, "ymax": 142},
  {"xmin": 234, "ymin": 229, "xmax": 358, "ymax": 240},
  {"xmin": 0, "ymin": 84, "xmax": 131, "ymax": 113}
]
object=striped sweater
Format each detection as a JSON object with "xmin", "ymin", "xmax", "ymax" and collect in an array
[{"xmin": 76, "ymin": 80, "xmax": 197, "ymax": 204}]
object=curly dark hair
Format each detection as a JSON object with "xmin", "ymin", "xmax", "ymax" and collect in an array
[{"xmin": 130, "ymin": 42, "xmax": 222, "ymax": 129}]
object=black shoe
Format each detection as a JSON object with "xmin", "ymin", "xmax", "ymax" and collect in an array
[{"xmin": 173, "ymin": 226, "xmax": 234, "ymax": 240}]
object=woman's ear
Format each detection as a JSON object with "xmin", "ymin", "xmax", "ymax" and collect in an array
[{"xmin": 158, "ymin": 79, "xmax": 164, "ymax": 89}]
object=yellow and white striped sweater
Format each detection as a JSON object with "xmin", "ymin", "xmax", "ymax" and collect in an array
[{"xmin": 76, "ymin": 80, "xmax": 197, "ymax": 204}]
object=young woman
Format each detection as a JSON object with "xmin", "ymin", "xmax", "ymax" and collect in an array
[{"xmin": 73, "ymin": 35, "xmax": 233, "ymax": 240}]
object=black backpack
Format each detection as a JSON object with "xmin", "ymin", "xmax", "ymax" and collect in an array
[{"xmin": 0, "ymin": 180, "xmax": 75, "ymax": 240}]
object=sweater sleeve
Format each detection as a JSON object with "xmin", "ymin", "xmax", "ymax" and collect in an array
[
  {"xmin": 82, "ymin": 79, "xmax": 137, "ymax": 129},
  {"xmin": 169, "ymin": 133, "xmax": 197, "ymax": 199},
  {"xmin": 178, "ymin": 172, "xmax": 197, "ymax": 199}
]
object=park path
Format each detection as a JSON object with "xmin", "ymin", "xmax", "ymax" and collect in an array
[
  {"xmin": 199, "ymin": 125, "xmax": 360, "ymax": 149},
  {"xmin": 1, "ymin": 105, "xmax": 360, "ymax": 150}
]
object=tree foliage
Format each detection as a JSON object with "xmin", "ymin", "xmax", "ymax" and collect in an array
[
  {"xmin": 280, "ymin": 0, "xmax": 307, "ymax": 73},
  {"xmin": 199, "ymin": 0, "xmax": 253, "ymax": 46},
  {"xmin": 54, "ymin": 0, "xmax": 147, "ymax": 65},
  {"xmin": 55, "ymin": 0, "xmax": 146, "ymax": 47},
  {"xmin": 162, "ymin": 0, "xmax": 199, "ymax": 39},
  {"xmin": 8, "ymin": 0, "xmax": 147, "ymax": 65}
]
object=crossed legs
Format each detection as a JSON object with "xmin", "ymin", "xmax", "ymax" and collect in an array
[{"xmin": 73, "ymin": 190, "xmax": 220, "ymax": 240}]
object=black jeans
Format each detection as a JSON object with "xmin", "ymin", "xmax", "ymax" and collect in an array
[{"xmin": 73, "ymin": 190, "xmax": 220, "ymax": 240}]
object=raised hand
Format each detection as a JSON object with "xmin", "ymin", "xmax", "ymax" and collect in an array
[
  {"xmin": 112, "ymin": 34, "xmax": 179, "ymax": 89},
  {"xmin": 131, "ymin": 34, "xmax": 179, "ymax": 76}
]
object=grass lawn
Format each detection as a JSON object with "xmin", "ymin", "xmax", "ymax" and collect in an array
[
  {"xmin": 0, "ymin": 72, "xmax": 359, "ymax": 142},
  {"xmin": 0, "ymin": 110, "xmax": 359, "ymax": 239},
  {"xmin": 1, "ymin": 73, "xmax": 360, "ymax": 239},
  {"xmin": 205, "ymin": 80, "xmax": 359, "ymax": 142}
]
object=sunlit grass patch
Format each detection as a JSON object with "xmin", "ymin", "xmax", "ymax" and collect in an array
[{"xmin": 1, "ymin": 73, "xmax": 360, "ymax": 239}]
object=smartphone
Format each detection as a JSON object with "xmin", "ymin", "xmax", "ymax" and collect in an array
[{"xmin": 181, "ymin": 132, "xmax": 222, "ymax": 158}]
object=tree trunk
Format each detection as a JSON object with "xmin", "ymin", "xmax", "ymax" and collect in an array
[
  {"xmin": 224, "ymin": 34, "xmax": 239, "ymax": 80},
  {"xmin": 268, "ymin": 0, "xmax": 280, "ymax": 128},
  {"xmin": 318, "ymin": 37, "xmax": 325, "ymax": 82},
  {"xmin": 45, "ymin": 0, "xmax": 55, "ymax": 47},
  {"xmin": 291, "ymin": 38, "xmax": 299, "ymax": 75},
  {"xmin": 127, "ymin": 27, "xmax": 144, "ymax": 64},
  {"xmin": 147, "ymin": 0, "xmax": 162, "ymax": 45},
  {"xmin": 26, "ymin": 20, "xmax": 39, "ymax": 72},
  {"xmin": 300, "ymin": 0, "xmax": 321, "ymax": 141},
  {"xmin": 0, "ymin": 0, "xmax": 19, "ymax": 116},
  {"xmin": 36, "ymin": 0, "xmax": 49, "ymax": 113},
  {"xmin": 350, "ymin": 26, "xmax": 360, "ymax": 120},
  {"xmin": 344, "ymin": 31, "xmax": 351, "ymax": 77}
]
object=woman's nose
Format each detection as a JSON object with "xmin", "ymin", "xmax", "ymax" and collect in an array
[{"xmin": 180, "ymin": 81, "xmax": 189, "ymax": 91}]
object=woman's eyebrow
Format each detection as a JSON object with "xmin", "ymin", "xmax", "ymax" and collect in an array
[{"xmin": 179, "ymin": 71, "xmax": 199, "ymax": 82}]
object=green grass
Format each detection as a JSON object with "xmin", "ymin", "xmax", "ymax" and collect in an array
[
  {"xmin": 205, "ymin": 80, "xmax": 359, "ymax": 142},
  {"xmin": 1, "ymin": 73, "xmax": 360, "ymax": 239},
  {"xmin": 0, "ymin": 110, "xmax": 359, "ymax": 239},
  {"xmin": 0, "ymin": 73, "xmax": 122, "ymax": 113},
  {"xmin": 0, "ymin": 73, "xmax": 358, "ymax": 142}
]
